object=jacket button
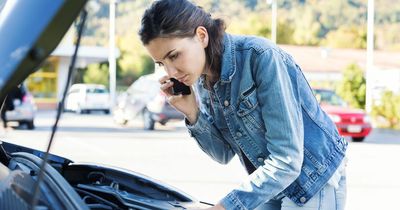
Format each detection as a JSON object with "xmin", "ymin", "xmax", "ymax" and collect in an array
[
  {"xmin": 257, "ymin": 157, "xmax": 264, "ymax": 163},
  {"xmin": 236, "ymin": 132, "xmax": 242, "ymax": 137},
  {"xmin": 224, "ymin": 100, "xmax": 230, "ymax": 107},
  {"xmin": 300, "ymin": 197, "xmax": 306, "ymax": 203}
]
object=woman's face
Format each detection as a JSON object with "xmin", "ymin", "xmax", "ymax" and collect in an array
[{"xmin": 145, "ymin": 27, "xmax": 209, "ymax": 86}]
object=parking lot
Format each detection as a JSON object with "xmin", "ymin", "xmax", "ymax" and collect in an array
[{"xmin": 1, "ymin": 110, "xmax": 400, "ymax": 210}]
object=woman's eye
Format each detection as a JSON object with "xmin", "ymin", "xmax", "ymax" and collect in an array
[
  {"xmin": 169, "ymin": 53, "xmax": 179, "ymax": 61},
  {"xmin": 156, "ymin": 62, "xmax": 164, "ymax": 67}
]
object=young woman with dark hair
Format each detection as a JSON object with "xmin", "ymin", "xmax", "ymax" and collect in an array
[{"xmin": 139, "ymin": 1, "xmax": 347, "ymax": 209}]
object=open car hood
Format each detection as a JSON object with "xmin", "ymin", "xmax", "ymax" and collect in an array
[
  {"xmin": 0, "ymin": 0, "xmax": 86, "ymax": 101},
  {"xmin": 0, "ymin": 0, "xmax": 211, "ymax": 209}
]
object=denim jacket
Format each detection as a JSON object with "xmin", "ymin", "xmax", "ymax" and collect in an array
[{"xmin": 186, "ymin": 33, "xmax": 348, "ymax": 210}]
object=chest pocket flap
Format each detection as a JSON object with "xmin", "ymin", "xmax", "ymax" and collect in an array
[{"xmin": 237, "ymin": 84, "xmax": 258, "ymax": 117}]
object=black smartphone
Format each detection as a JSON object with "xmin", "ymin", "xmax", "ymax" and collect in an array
[{"xmin": 170, "ymin": 78, "xmax": 191, "ymax": 95}]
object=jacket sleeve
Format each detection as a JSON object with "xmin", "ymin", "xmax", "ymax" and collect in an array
[
  {"xmin": 185, "ymin": 110, "xmax": 236, "ymax": 165},
  {"xmin": 220, "ymin": 49, "xmax": 304, "ymax": 210}
]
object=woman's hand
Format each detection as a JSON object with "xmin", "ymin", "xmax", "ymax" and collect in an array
[{"xmin": 159, "ymin": 75, "xmax": 199, "ymax": 124}]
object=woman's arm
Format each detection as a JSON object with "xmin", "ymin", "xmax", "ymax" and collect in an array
[
  {"xmin": 220, "ymin": 49, "xmax": 304, "ymax": 210},
  {"xmin": 159, "ymin": 75, "xmax": 236, "ymax": 164},
  {"xmin": 186, "ymin": 109, "xmax": 236, "ymax": 165}
]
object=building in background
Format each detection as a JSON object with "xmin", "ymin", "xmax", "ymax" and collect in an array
[
  {"xmin": 280, "ymin": 44, "xmax": 400, "ymax": 97},
  {"xmin": 26, "ymin": 29, "xmax": 120, "ymax": 109}
]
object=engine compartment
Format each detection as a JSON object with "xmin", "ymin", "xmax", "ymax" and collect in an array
[{"xmin": 0, "ymin": 141, "xmax": 210, "ymax": 210}]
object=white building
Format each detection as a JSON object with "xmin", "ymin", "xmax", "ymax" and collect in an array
[
  {"xmin": 280, "ymin": 44, "xmax": 400, "ymax": 94},
  {"xmin": 26, "ymin": 28, "xmax": 120, "ymax": 109}
]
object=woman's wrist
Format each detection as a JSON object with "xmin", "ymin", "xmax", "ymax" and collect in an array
[{"xmin": 185, "ymin": 107, "xmax": 199, "ymax": 125}]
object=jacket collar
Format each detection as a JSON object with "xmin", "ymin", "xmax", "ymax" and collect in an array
[
  {"xmin": 198, "ymin": 33, "xmax": 236, "ymax": 90},
  {"xmin": 219, "ymin": 33, "xmax": 236, "ymax": 83}
]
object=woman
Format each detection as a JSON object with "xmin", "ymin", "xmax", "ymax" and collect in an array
[{"xmin": 139, "ymin": 0, "xmax": 347, "ymax": 209}]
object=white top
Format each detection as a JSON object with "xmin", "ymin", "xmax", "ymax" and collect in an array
[{"xmin": 327, "ymin": 155, "xmax": 348, "ymax": 189}]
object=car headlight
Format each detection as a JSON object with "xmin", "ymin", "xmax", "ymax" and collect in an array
[
  {"xmin": 363, "ymin": 115, "xmax": 371, "ymax": 123},
  {"xmin": 328, "ymin": 114, "xmax": 341, "ymax": 123}
]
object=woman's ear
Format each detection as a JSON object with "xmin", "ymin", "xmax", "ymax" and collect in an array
[{"xmin": 195, "ymin": 26, "xmax": 209, "ymax": 48}]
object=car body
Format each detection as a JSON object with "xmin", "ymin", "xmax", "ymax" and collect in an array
[
  {"xmin": 314, "ymin": 88, "xmax": 372, "ymax": 142},
  {"xmin": 0, "ymin": 0, "xmax": 210, "ymax": 209},
  {"xmin": 113, "ymin": 72, "xmax": 184, "ymax": 130},
  {"xmin": 0, "ymin": 141, "xmax": 211, "ymax": 209},
  {"xmin": 65, "ymin": 83, "xmax": 111, "ymax": 114},
  {"xmin": 5, "ymin": 84, "xmax": 36, "ymax": 129}
]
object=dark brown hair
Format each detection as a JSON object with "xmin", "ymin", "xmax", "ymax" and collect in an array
[{"xmin": 139, "ymin": 0, "xmax": 226, "ymax": 77}]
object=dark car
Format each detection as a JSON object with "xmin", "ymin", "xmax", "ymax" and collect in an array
[
  {"xmin": 0, "ymin": 1, "xmax": 211, "ymax": 209},
  {"xmin": 314, "ymin": 88, "xmax": 372, "ymax": 142},
  {"xmin": 114, "ymin": 71, "xmax": 184, "ymax": 130},
  {"xmin": 4, "ymin": 84, "xmax": 36, "ymax": 129}
]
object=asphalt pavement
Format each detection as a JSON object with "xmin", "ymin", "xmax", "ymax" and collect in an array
[{"xmin": 1, "ymin": 110, "xmax": 400, "ymax": 210}]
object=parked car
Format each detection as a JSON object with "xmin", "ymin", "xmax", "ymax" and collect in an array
[
  {"xmin": 4, "ymin": 84, "xmax": 36, "ymax": 129},
  {"xmin": 114, "ymin": 72, "xmax": 184, "ymax": 130},
  {"xmin": 0, "ymin": 1, "xmax": 211, "ymax": 209},
  {"xmin": 65, "ymin": 83, "xmax": 111, "ymax": 114},
  {"xmin": 314, "ymin": 88, "xmax": 372, "ymax": 142}
]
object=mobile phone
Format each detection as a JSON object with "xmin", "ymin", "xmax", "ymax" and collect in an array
[{"xmin": 170, "ymin": 78, "xmax": 191, "ymax": 95}]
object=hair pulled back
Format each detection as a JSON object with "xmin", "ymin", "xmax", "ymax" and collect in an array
[{"xmin": 139, "ymin": 0, "xmax": 226, "ymax": 75}]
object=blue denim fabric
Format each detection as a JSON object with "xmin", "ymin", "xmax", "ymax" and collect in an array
[
  {"xmin": 255, "ymin": 171, "xmax": 347, "ymax": 210},
  {"xmin": 186, "ymin": 33, "xmax": 348, "ymax": 210}
]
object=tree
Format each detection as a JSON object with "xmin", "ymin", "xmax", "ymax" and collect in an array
[
  {"xmin": 291, "ymin": 6, "xmax": 322, "ymax": 45},
  {"xmin": 74, "ymin": 0, "xmax": 400, "ymax": 91},
  {"xmin": 322, "ymin": 25, "xmax": 367, "ymax": 49},
  {"xmin": 371, "ymin": 91, "xmax": 400, "ymax": 129},
  {"xmin": 336, "ymin": 63, "xmax": 366, "ymax": 109},
  {"xmin": 83, "ymin": 62, "xmax": 109, "ymax": 86},
  {"xmin": 276, "ymin": 21, "xmax": 296, "ymax": 44}
]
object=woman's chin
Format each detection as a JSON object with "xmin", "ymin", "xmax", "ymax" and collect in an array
[{"xmin": 182, "ymin": 76, "xmax": 193, "ymax": 86}]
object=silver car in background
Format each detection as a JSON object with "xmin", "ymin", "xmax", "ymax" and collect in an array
[
  {"xmin": 5, "ymin": 85, "xmax": 37, "ymax": 129},
  {"xmin": 114, "ymin": 72, "xmax": 184, "ymax": 130}
]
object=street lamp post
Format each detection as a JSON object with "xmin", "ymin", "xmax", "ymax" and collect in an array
[
  {"xmin": 366, "ymin": 0, "xmax": 374, "ymax": 113},
  {"xmin": 267, "ymin": 0, "xmax": 277, "ymax": 43},
  {"xmin": 109, "ymin": 0, "xmax": 117, "ymax": 110}
]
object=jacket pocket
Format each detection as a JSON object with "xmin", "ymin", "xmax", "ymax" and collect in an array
[{"xmin": 237, "ymin": 85, "xmax": 264, "ymax": 132}]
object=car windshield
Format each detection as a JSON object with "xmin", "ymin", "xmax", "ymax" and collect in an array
[
  {"xmin": 87, "ymin": 88, "xmax": 108, "ymax": 94},
  {"xmin": 314, "ymin": 89, "xmax": 347, "ymax": 107}
]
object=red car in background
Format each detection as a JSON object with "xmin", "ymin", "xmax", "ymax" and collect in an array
[{"xmin": 314, "ymin": 88, "xmax": 372, "ymax": 142}]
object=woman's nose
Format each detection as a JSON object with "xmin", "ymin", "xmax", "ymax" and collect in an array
[{"xmin": 164, "ymin": 65, "xmax": 178, "ymax": 76}]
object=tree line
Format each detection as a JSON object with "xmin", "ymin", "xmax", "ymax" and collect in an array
[{"xmin": 75, "ymin": 0, "xmax": 399, "ymax": 89}]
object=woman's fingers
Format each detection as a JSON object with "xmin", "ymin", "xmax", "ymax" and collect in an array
[
  {"xmin": 158, "ymin": 75, "xmax": 170, "ymax": 84},
  {"xmin": 167, "ymin": 93, "xmax": 183, "ymax": 103},
  {"xmin": 159, "ymin": 75, "xmax": 176, "ymax": 96},
  {"xmin": 160, "ymin": 79, "xmax": 174, "ymax": 95}
]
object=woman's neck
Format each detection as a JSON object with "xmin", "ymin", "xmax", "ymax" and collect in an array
[{"xmin": 202, "ymin": 62, "xmax": 221, "ymax": 89}]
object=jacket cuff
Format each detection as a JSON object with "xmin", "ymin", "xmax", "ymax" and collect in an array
[
  {"xmin": 220, "ymin": 192, "xmax": 246, "ymax": 210},
  {"xmin": 185, "ymin": 111, "xmax": 209, "ymax": 137}
]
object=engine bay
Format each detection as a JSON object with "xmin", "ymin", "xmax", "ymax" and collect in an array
[{"xmin": 0, "ymin": 141, "xmax": 210, "ymax": 210}]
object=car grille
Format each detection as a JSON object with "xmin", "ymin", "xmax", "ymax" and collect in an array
[{"xmin": 341, "ymin": 116, "xmax": 363, "ymax": 123}]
